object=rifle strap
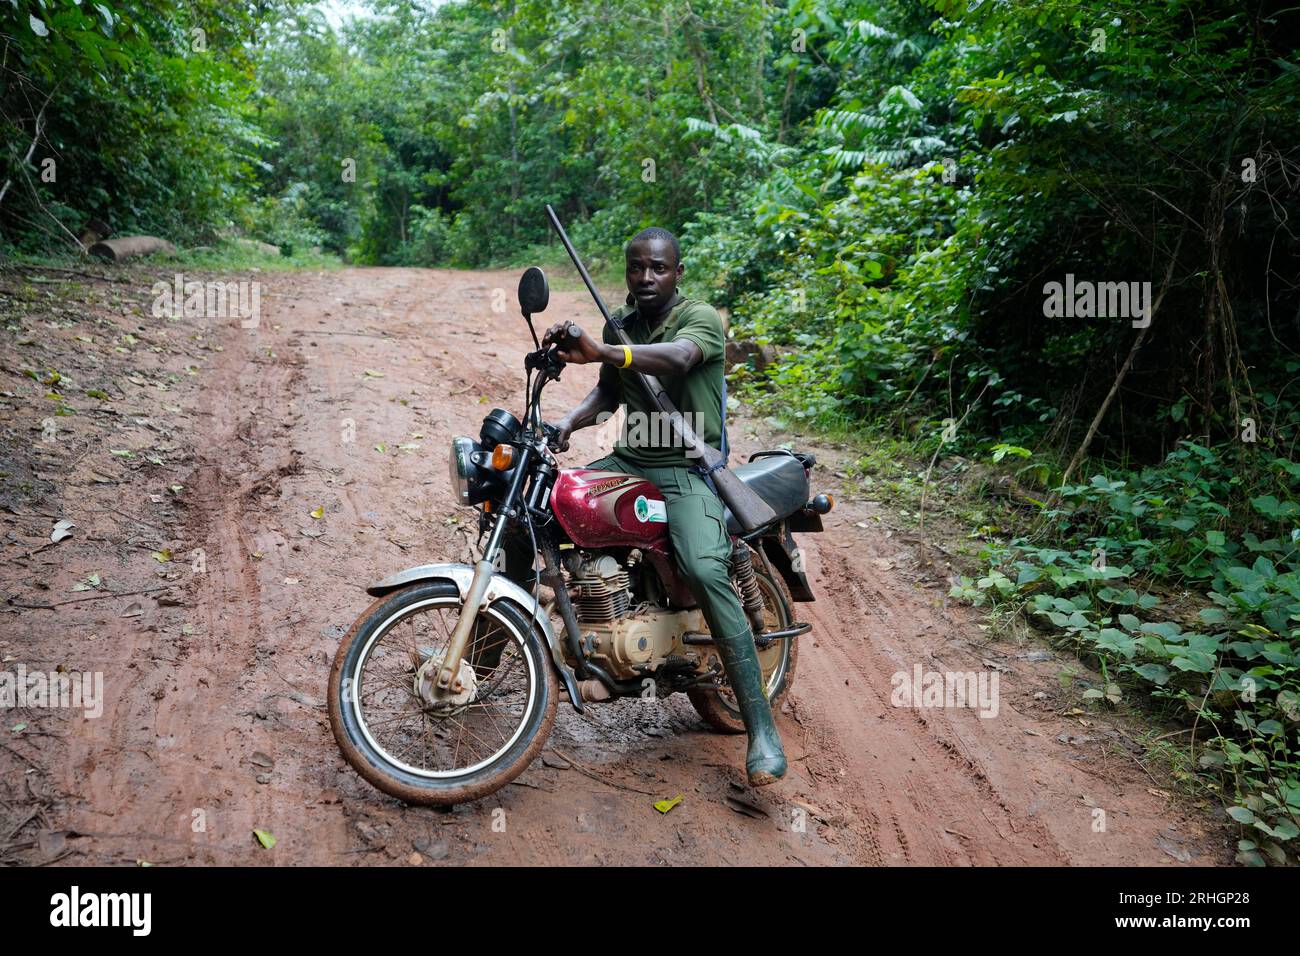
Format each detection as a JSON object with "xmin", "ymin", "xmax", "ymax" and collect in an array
[{"xmin": 615, "ymin": 290, "xmax": 733, "ymax": 486}]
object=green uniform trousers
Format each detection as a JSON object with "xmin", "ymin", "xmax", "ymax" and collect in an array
[{"xmin": 586, "ymin": 452, "xmax": 751, "ymax": 645}]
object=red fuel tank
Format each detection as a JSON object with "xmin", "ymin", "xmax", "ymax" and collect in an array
[{"xmin": 550, "ymin": 469, "xmax": 671, "ymax": 552}]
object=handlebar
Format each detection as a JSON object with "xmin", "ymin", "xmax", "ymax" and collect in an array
[{"xmin": 525, "ymin": 323, "xmax": 583, "ymax": 452}]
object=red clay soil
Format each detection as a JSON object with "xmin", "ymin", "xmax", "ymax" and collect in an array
[{"xmin": 0, "ymin": 266, "xmax": 1233, "ymax": 866}]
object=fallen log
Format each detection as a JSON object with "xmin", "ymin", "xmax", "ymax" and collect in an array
[{"xmin": 87, "ymin": 236, "xmax": 177, "ymax": 262}]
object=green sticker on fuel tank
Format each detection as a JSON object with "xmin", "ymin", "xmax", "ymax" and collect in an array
[{"xmin": 634, "ymin": 494, "xmax": 667, "ymax": 523}]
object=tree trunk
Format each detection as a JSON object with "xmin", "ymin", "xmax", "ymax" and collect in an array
[
  {"xmin": 0, "ymin": 86, "xmax": 55, "ymax": 208},
  {"xmin": 1060, "ymin": 232, "xmax": 1185, "ymax": 485},
  {"xmin": 778, "ymin": 69, "xmax": 795, "ymax": 143},
  {"xmin": 507, "ymin": 78, "xmax": 519, "ymax": 246}
]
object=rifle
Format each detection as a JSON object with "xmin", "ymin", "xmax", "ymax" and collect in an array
[{"xmin": 544, "ymin": 204, "xmax": 778, "ymax": 534}]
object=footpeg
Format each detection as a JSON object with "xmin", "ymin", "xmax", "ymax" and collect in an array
[
  {"xmin": 755, "ymin": 621, "xmax": 811, "ymax": 647},
  {"xmin": 682, "ymin": 622, "xmax": 811, "ymax": 646}
]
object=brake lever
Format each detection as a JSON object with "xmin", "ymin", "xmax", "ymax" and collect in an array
[
  {"xmin": 534, "ymin": 324, "xmax": 580, "ymax": 376},
  {"xmin": 540, "ymin": 421, "xmax": 573, "ymax": 457}
]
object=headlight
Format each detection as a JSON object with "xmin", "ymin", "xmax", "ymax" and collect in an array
[{"xmin": 449, "ymin": 436, "xmax": 478, "ymax": 505}]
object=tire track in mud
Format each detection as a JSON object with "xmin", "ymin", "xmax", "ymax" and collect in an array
[
  {"xmin": 839, "ymin": 563, "xmax": 1059, "ymax": 859},
  {"xmin": 793, "ymin": 520, "xmax": 1225, "ymax": 865},
  {"xmin": 802, "ymin": 542, "xmax": 1068, "ymax": 864},
  {"xmin": 140, "ymin": 328, "xmax": 305, "ymax": 861},
  {"xmin": 174, "ymin": 334, "xmax": 308, "ymax": 861},
  {"xmin": 48, "ymin": 314, "xmax": 310, "ymax": 862}
]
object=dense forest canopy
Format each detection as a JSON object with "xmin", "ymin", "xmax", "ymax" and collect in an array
[
  {"xmin": 5, "ymin": 1, "xmax": 1298, "ymax": 455},
  {"xmin": 4, "ymin": 0, "xmax": 1300, "ymax": 861}
]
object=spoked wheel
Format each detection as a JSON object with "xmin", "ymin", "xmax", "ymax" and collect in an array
[
  {"xmin": 687, "ymin": 566, "xmax": 800, "ymax": 734},
  {"xmin": 328, "ymin": 580, "xmax": 556, "ymax": 805}
]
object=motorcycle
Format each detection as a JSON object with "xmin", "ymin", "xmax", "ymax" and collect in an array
[{"xmin": 327, "ymin": 266, "xmax": 834, "ymax": 805}]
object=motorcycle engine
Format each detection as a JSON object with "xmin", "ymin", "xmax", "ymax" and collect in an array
[
  {"xmin": 566, "ymin": 552, "xmax": 678, "ymax": 674},
  {"xmin": 570, "ymin": 554, "xmax": 630, "ymax": 622}
]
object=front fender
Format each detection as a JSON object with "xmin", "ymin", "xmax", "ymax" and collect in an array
[{"xmin": 367, "ymin": 563, "xmax": 584, "ymax": 713}]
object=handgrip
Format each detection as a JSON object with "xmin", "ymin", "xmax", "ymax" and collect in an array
[{"xmin": 545, "ymin": 322, "xmax": 583, "ymax": 355}]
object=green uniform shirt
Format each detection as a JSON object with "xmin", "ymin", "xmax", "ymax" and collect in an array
[{"xmin": 598, "ymin": 294, "xmax": 726, "ymax": 468}]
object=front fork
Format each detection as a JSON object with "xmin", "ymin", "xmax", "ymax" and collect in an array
[{"xmin": 432, "ymin": 444, "xmax": 537, "ymax": 696}]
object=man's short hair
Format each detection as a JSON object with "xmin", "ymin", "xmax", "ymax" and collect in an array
[{"xmin": 627, "ymin": 227, "xmax": 680, "ymax": 267}]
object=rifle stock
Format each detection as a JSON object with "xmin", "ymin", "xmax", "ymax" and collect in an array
[
  {"xmin": 711, "ymin": 467, "xmax": 776, "ymax": 531},
  {"xmin": 544, "ymin": 204, "xmax": 777, "ymax": 533}
]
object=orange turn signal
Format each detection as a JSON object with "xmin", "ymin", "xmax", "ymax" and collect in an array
[
  {"xmin": 809, "ymin": 493, "xmax": 834, "ymax": 515},
  {"xmin": 491, "ymin": 444, "xmax": 514, "ymax": 470}
]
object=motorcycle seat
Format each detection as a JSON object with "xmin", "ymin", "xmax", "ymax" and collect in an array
[{"xmin": 721, "ymin": 452, "xmax": 810, "ymax": 534}]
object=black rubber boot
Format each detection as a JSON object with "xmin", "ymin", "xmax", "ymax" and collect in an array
[{"xmin": 712, "ymin": 628, "xmax": 787, "ymax": 786}]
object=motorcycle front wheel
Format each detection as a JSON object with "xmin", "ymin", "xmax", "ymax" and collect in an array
[{"xmin": 328, "ymin": 580, "xmax": 557, "ymax": 806}]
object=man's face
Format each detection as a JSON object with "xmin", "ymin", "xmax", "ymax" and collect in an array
[{"xmin": 625, "ymin": 238, "xmax": 682, "ymax": 312}]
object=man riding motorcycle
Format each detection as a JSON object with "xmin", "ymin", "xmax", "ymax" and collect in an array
[{"xmin": 541, "ymin": 227, "xmax": 787, "ymax": 787}]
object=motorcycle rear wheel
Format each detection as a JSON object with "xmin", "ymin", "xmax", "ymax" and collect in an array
[
  {"xmin": 686, "ymin": 567, "xmax": 800, "ymax": 734},
  {"xmin": 328, "ymin": 580, "xmax": 557, "ymax": 806}
]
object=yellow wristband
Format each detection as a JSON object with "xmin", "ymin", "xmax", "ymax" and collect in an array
[{"xmin": 620, "ymin": 344, "xmax": 633, "ymax": 369}]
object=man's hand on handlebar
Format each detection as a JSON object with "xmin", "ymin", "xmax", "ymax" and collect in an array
[
  {"xmin": 543, "ymin": 418, "xmax": 572, "ymax": 453},
  {"xmin": 541, "ymin": 321, "xmax": 603, "ymax": 365}
]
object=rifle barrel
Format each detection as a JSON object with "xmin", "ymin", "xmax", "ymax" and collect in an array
[{"xmin": 545, "ymin": 204, "xmax": 613, "ymax": 325}]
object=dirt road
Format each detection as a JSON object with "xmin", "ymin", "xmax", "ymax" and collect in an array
[{"xmin": 0, "ymin": 266, "xmax": 1232, "ymax": 865}]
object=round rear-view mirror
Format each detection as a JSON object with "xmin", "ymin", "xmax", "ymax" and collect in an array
[{"xmin": 518, "ymin": 267, "xmax": 549, "ymax": 315}]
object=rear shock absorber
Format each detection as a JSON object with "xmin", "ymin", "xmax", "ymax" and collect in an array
[{"xmin": 730, "ymin": 542, "xmax": 767, "ymax": 635}]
